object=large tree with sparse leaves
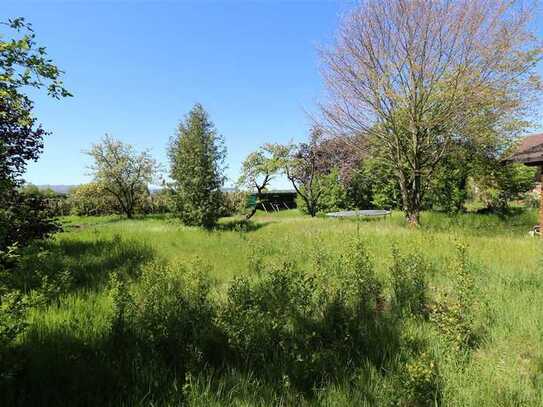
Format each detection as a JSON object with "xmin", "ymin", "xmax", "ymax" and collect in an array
[
  {"xmin": 169, "ymin": 104, "xmax": 226, "ymax": 229},
  {"xmin": 320, "ymin": 0, "xmax": 542, "ymax": 226}
]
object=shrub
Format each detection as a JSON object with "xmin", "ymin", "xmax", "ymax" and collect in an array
[
  {"xmin": 298, "ymin": 168, "xmax": 350, "ymax": 214},
  {"xmin": 402, "ymin": 351, "xmax": 441, "ymax": 406},
  {"xmin": 219, "ymin": 239, "xmax": 387, "ymax": 392},
  {"xmin": 0, "ymin": 290, "xmax": 27, "ymax": 352},
  {"xmin": 0, "ymin": 281, "xmax": 29, "ymax": 384},
  {"xmin": 346, "ymin": 158, "xmax": 402, "ymax": 210},
  {"xmin": 430, "ymin": 244, "xmax": 477, "ymax": 351},
  {"xmin": 129, "ymin": 261, "xmax": 218, "ymax": 370},
  {"xmin": 390, "ymin": 246, "xmax": 429, "ymax": 317},
  {"xmin": 219, "ymin": 261, "xmax": 315, "ymax": 369},
  {"xmin": 337, "ymin": 238, "xmax": 383, "ymax": 318},
  {"xmin": 68, "ymin": 182, "xmax": 118, "ymax": 216},
  {"xmin": 220, "ymin": 191, "xmax": 249, "ymax": 217},
  {"xmin": 473, "ymin": 163, "xmax": 537, "ymax": 212},
  {"xmin": 0, "ymin": 190, "xmax": 60, "ymax": 252}
]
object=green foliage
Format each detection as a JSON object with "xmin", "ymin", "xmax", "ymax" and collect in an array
[
  {"xmin": 430, "ymin": 244, "xmax": 477, "ymax": 351},
  {"xmin": 297, "ymin": 168, "xmax": 349, "ymax": 214},
  {"xmin": 1, "ymin": 210, "xmax": 539, "ymax": 405},
  {"xmin": 0, "ymin": 190, "xmax": 60, "ymax": 252},
  {"xmin": 402, "ymin": 351, "xmax": 441, "ymax": 406},
  {"xmin": 219, "ymin": 239, "xmax": 387, "ymax": 391},
  {"xmin": 0, "ymin": 17, "xmax": 71, "ymax": 100},
  {"xmin": 347, "ymin": 158, "xmax": 401, "ymax": 210},
  {"xmin": 68, "ymin": 182, "xmax": 118, "ymax": 216},
  {"xmin": 146, "ymin": 188, "xmax": 175, "ymax": 214},
  {"xmin": 0, "ymin": 17, "xmax": 69, "ymax": 251},
  {"xmin": 86, "ymin": 135, "xmax": 159, "ymax": 218},
  {"xmin": 220, "ymin": 191, "xmax": 249, "ymax": 217},
  {"xmin": 477, "ymin": 163, "xmax": 537, "ymax": 211},
  {"xmin": 390, "ymin": 246, "xmax": 429, "ymax": 317},
  {"xmin": 169, "ymin": 104, "xmax": 226, "ymax": 228},
  {"xmin": 130, "ymin": 261, "xmax": 218, "ymax": 370},
  {"xmin": 0, "ymin": 289, "xmax": 27, "ymax": 351},
  {"xmin": 426, "ymin": 144, "xmax": 470, "ymax": 213}
]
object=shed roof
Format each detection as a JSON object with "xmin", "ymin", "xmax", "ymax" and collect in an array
[{"xmin": 505, "ymin": 133, "xmax": 543, "ymax": 166}]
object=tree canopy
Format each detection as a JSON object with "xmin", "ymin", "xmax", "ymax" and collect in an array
[
  {"xmin": 87, "ymin": 135, "xmax": 160, "ymax": 219},
  {"xmin": 168, "ymin": 104, "xmax": 226, "ymax": 228},
  {"xmin": 319, "ymin": 0, "xmax": 542, "ymax": 225},
  {"xmin": 238, "ymin": 145, "xmax": 280, "ymax": 219},
  {"xmin": 0, "ymin": 17, "xmax": 70, "ymax": 251}
]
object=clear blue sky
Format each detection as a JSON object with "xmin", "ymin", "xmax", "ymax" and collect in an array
[
  {"xmin": 3, "ymin": 1, "xmax": 543, "ymax": 188},
  {"xmin": 4, "ymin": 0, "xmax": 354, "ymax": 188}
]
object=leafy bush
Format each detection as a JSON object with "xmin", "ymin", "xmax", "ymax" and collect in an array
[
  {"xmin": 402, "ymin": 351, "xmax": 441, "ymax": 406},
  {"xmin": 146, "ymin": 188, "xmax": 175, "ymax": 214},
  {"xmin": 220, "ymin": 191, "xmax": 249, "ymax": 217},
  {"xmin": 473, "ymin": 163, "xmax": 537, "ymax": 212},
  {"xmin": 129, "ymin": 261, "xmax": 219, "ymax": 370},
  {"xmin": 68, "ymin": 182, "xmax": 119, "ymax": 216},
  {"xmin": 219, "ymin": 239, "xmax": 387, "ymax": 391},
  {"xmin": 390, "ymin": 246, "xmax": 430, "ymax": 317},
  {"xmin": 297, "ymin": 168, "xmax": 350, "ymax": 214},
  {"xmin": 430, "ymin": 244, "xmax": 477, "ymax": 351},
  {"xmin": 0, "ymin": 190, "xmax": 60, "ymax": 252},
  {"xmin": 346, "ymin": 158, "xmax": 401, "ymax": 210}
]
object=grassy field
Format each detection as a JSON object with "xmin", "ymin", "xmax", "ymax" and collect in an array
[{"xmin": 3, "ymin": 209, "xmax": 543, "ymax": 406}]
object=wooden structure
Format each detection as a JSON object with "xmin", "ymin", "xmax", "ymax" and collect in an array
[
  {"xmin": 505, "ymin": 133, "xmax": 543, "ymax": 233},
  {"xmin": 249, "ymin": 190, "xmax": 297, "ymax": 213}
]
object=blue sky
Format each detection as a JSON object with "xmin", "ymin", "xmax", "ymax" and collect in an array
[
  {"xmin": 4, "ymin": 0, "xmax": 355, "ymax": 188},
  {"xmin": 3, "ymin": 1, "xmax": 543, "ymax": 188}
]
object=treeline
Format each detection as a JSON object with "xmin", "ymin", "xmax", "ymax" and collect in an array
[
  {"xmin": 238, "ymin": 129, "xmax": 537, "ymax": 218},
  {"xmin": 21, "ymin": 183, "xmax": 247, "ymax": 219}
]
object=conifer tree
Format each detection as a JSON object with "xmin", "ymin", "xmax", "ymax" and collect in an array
[{"xmin": 168, "ymin": 104, "xmax": 226, "ymax": 228}]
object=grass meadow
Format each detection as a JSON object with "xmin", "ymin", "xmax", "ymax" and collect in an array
[{"xmin": 3, "ymin": 209, "xmax": 543, "ymax": 406}]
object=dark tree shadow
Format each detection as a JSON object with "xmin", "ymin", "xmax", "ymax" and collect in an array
[
  {"xmin": 3, "ymin": 327, "xmax": 183, "ymax": 407},
  {"xmin": 12, "ymin": 235, "xmax": 155, "ymax": 296}
]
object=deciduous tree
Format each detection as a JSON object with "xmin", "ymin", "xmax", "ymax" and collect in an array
[
  {"xmin": 271, "ymin": 128, "xmax": 326, "ymax": 217},
  {"xmin": 0, "ymin": 17, "xmax": 70, "ymax": 251},
  {"xmin": 238, "ymin": 146, "xmax": 280, "ymax": 219},
  {"xmin": 87, "ymin": 135, "xmax": 159, "ymax": 219},
  {"xmin": 320, "ymin": 0, "xmax": 542, "ymax": 225}
]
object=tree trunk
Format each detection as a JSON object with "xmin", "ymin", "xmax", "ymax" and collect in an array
[
  {"xmin": 245, "ymin": 206, "xmax": 257, "ymax": 220},
  {"xmin": 398, "ymin": 170, "xmax": 421, "ymax": 227}
]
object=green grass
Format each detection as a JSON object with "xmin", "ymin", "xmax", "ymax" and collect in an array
[{"xmin": 3, "ymin": 209, "xmax": 543, "ymax": 406}]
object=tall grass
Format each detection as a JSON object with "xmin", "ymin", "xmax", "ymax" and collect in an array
[{"xmin": 2, "ymin": 209, "xmax": 542, "ymax": 406}]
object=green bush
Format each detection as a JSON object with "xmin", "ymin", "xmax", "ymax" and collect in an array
[
  {"xmin": 220, "ymin": 191, "xmax": 249, "ymax": 217},
  {"xmin": 430, "ymin": 244, "xmax": 477, "ymax": 351},
  {"xmin": 0, "ymin": 190, "xmax": 60, "ymax": 252},
  {"xmin": 219, "ymin": 239, "xmax": 387, "ymax": 391},
  {"xmin": 402, "ymin": 351, "xmax": 441, "ymax": 406},
  {"xmin": 129, "ymin": 261, "xmax": 219, "ymax": 370},
  {"xmin": 346, "ymin": 158, "xmax": 402, "ymax": 210},
  {"xmin": 473, "ymin": 163, "xmax": 537, "ymax": 212},
  {"xmin": 390, "ymin": 246, "xmax": 429, "ymax": 317},
  {"xmin": 68, "ymin": 183, "xmax": 118, "ymax": 216}
]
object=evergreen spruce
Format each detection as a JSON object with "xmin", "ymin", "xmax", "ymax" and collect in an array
[{"xmin": 169, "ymin": 104, "xmax": 226, "ymax": 228}]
